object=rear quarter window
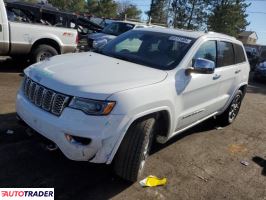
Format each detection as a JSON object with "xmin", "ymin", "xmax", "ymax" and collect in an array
[
  {"xmin": 234, "ymin": 44, "xmax": 246, "ymax": 64},
  {"xmin": 217, "ymin": 41, "xmax": 235, "ymax": 67}
]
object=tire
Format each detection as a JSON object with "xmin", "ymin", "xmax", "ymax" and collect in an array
[
  {"xmin": 217, "ymin": 90, "xmax": 243, "ymax": 126},
  {"xmin": 31, "ymin": 44, "xmax": 58, "ymax": 63},
  {"xmin": 113, "ymin": 117, "xmax": 156, "ymax": 182}
]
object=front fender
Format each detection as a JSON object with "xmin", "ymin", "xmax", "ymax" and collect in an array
[{"xmin": 106, "ymin": 105, "xmax": 173, "ymax": 164}]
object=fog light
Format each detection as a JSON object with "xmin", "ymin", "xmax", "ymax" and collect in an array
[{"xmin": 65, "ymin": 134, "xmax": 91, "ymax": 145}]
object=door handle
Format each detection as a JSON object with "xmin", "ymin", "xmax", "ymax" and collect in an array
[
  {"xmin": 213, "ymin": 74, "xmax": 221, "ymax": 80},
  {"xmin": 235, "ymin": 69, "xmax": 241, "ymax": 74},
  {"xmin": 0, "ymin": 24, "xmax": 2, "ymax": 32}
]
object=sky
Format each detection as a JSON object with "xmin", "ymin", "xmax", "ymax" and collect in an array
[
  {"xmin": 122, "ymin": 0, "xmax": 266, "ymax": 45},
  {"xmin": 246, "ymin": 0, "xmax": 266, "ymax": 45}
]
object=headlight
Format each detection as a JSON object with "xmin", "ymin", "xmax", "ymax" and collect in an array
[{"xmin": 69, "ymin": 97, "xmax": 115, "ymax": 115}]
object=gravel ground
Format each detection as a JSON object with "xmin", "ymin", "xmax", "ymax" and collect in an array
[{"xmin": 1, "ymin": 58, "xmax": 266, "ymax": 200}]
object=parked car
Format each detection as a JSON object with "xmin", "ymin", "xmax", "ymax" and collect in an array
[
  {"xmin": 4, "ymin": 1, "xmax": 104, "ymax": 54},
  {"xmin": 87, "ymin": 21, "xmax": 150, "ymax": 50},
  {"xmin": 89, "ymin": 17, "xmax": 115, "ymax": 28},
  {"xmin": 254, "ymin": 60, "xmax": 266, "ymax": 82},
  {"xmin": 245, "ymin": 46, "xmax": 259, "ymax": 71},
  {"xmin": 260, "ymin": 49, "xmax": 266, "ymax": 61},
  {"xmin": 16, "ymin": 28, "xmax": 249, "ymax": 182},
  {"xmin": 0, "ymin": 0, "xmax": 78, "ymax": 62}
]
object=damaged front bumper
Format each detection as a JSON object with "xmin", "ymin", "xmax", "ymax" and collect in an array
[{"xmin": 16, "ymin": 90, "xmax": 128, "ymax": 164}]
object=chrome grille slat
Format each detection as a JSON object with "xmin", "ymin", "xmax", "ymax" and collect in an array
[
  {"xmin": 35, "ymin": 86, "xmax": 45, "ymax": 107},
  {"xmin": 29, "ymin": 82, "xmax": 37, "ymax": 102},
  {"xmin": 24, "ymin": 78, "xmax": 32, "ymax": 97},
  {"xmin": 51, "ymin": 94, "xmax": 69, "ymax": 115},
  {"xmin": 42, "ymin": 90, "xmax": 56, "ymax": 111},
  {"xmin": 22, "ymin": 77, "xmax": 69, "ymax": 116}
]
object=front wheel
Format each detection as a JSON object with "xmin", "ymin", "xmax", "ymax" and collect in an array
[
  {"xmin": 217, "ymin": 90, "xmax": 243, "ymax": 126},
  {"xmin": 31, "ymin": 44, "xmax": 58, "ymax": 63},
  {"xmin": 113, "ymin": 117, "xmax": 156, "ymax": 182}
]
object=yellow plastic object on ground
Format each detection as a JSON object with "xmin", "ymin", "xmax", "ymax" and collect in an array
[{"xmin": 139, "ymin": 175, "xmax": 167, "ymax": 187}]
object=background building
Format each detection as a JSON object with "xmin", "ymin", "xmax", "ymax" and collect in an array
[{"xmin": 238, "ymin": 31, "xmax": 258, "ymax": 45}]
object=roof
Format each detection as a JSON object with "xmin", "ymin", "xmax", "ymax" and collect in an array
[
  {"xmin": 239, "ymin": 31, "xmax": 258, "ymax": 39},
  {"xmin": 115, "ymin": 20, "xmax": 147, "ymax": 26},
  {"xmin": 134, "ymin": 27, "xmax": 205, "ymax": 38},
  {"xmin": 134, "ymin": 27, "xmax": 237, "ymax": 41}
]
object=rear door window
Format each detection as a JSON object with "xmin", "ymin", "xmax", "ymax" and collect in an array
[
  {"xmin": 217, "ymin": 41, "xmax": 235, "ymax": 67},
  {"xmin": 234, "ymin": 44, "xmax": 246, "ymax": 64}
]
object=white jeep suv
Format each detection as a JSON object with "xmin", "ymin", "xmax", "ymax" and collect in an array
[{"xmin": 16, "ymin": 28, "xmax": 249, "ymax": 181}]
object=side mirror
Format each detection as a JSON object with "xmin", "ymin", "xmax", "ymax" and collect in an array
[{"xmin": 186, "ymin": 58, "xmax": 215, "ymax": 75}]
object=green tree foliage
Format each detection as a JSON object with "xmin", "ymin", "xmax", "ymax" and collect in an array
[
  {"xmin": 170, "ymin": 0, "xmax": 210, "ymax": 30},
  {"xmin": 149, "ymin": 0, "xmax": 169, "ymax": 24},
  {"xmin": 87, "ymin": 0, "xmax": 98, "ymax": 14},
  {"xmin": 86, "ymin": 0, "xmax": 118, "ymax": 18},
  {"xmin": 117, "ymin": 1, "xmax": 142, "ymax": 20},
  {"xmin": 208, "ymin": 0, "xmax": 250, "ymax": 37},
  {"xmin": 48, "ymin": 0, "xmax": 86, "ymax": 12}
]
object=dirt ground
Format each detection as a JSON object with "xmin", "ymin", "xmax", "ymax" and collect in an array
[{"xmin": 1, "ymin": 57, "xmax": 266, "ymax": 200}]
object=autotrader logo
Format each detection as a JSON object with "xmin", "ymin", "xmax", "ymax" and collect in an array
[{"xmin": 0, "ymin": 188, "xmax": 54, "ymax": 200}]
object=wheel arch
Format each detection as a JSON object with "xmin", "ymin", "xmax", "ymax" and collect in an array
[
  {"xmin": 106, "ymin": 107, "xmax": 172, "ymax": 164},
  {"xmin": 239, "ymin": 84, "xmax": 248, "ymax": 97},
  {"xmin": 218, "ymin": 83, "xmax": 248, "ymax": 115},
  {"xmin": 31, "ymin": 38, "xmax": 61, "ymax": 54}
]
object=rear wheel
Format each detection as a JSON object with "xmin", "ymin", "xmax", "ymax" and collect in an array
[
  {"xmin": 31, "ymin": 44, "xmax": 58, "ymax": 63},
  {"xmin": 217, "ymin": 90, "xmax": 243, "ymax": 126},
  {"xmin": 113, "ymin": 116, "xmax": 156, "ymax": 182}
]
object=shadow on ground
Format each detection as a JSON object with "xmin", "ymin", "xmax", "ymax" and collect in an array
[
  {"xmin": 0, "ymin": 113, "xmax": 132, "ymax": 200},
  {"xmin": 247, "ymin": 82, "xmax": 266, "ymax": 96},
  {"xmin": 0, "ymin": 112, "xmax": 220, "ymax": 199},
  {"xmin": 253, "ymin": 156, "xmax": 266, "ymax": 176},
  {"xmin": 0, "ymin": 57, "xmax": 29, "ymax": 73},
  {"xmin": 151, "ymin": 117, "xmax": 218, "ymax": 155}
]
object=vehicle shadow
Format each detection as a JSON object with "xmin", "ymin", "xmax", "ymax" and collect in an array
[
  {"xmin": 247, "ymin": 82, "xmax": 266, "ymax": 96},
  {"xmin": 0, "ymin": 57, "xmax": 29, "ymax": 73},
  {"xmin": 252, "ymin": 156, "xmax": 266, "ymax": 176},
  {"xmin": 0, "ymin": 113, "xmax": 132, "ymax": 200},
  {"xmin": 151, "ymin": 117, "xmax": 218, "ymax": 155}
]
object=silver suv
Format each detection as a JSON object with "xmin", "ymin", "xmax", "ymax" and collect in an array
[{"xmin": 16, "ymin": 28, "xmax": 250, "ymax": 182}]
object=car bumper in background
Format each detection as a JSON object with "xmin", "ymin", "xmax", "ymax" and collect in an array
[
  {"xmin": 61, "ymin": 45, "xmax": 77, "ymax": 54},
  {"xmin": 254, "ymin": 71, "xmax": 266, "ymax": 81}
]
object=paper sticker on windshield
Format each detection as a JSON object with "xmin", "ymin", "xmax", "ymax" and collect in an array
[{"xmin": 169, "ymin": 36, "xmax": 192, "ymax": 44}]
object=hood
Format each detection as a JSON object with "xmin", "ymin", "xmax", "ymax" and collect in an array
[
  {"xmin": 25, "ymin": 52, "xmax": 168, "ymax": 100},
  {"xmin": 88, "ymin": 32, "xmax": 116, "ymax": 41}
]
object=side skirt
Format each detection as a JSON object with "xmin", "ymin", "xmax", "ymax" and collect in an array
[{"xmin": 156, "ymin": 112, "xmax": 218, "ymax": 144}]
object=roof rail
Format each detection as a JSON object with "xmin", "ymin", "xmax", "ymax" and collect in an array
[{"xmin": 207, "ymin": 31, "xmax": 236, "ymax": 40}]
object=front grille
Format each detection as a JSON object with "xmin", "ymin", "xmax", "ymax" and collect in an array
[{"xmin": 23, "ymin": 77, "xmax": 70, "ymax": 116}]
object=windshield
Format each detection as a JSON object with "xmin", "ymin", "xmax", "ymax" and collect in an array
[
  {"xmin": 100, "ymin": 30, "xmax": 195, "ymax": 70},
  {"xmin": 102, "ymin": 22, "xmax": 135, "ymax": 36}
]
